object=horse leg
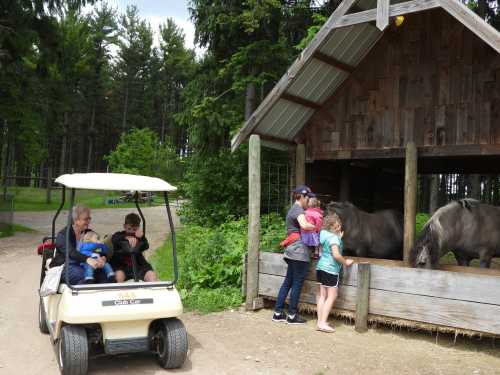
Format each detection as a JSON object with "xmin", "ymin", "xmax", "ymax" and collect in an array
[
  {"xmin": 453, "ymin": 251, "xmax": 471, "ymax": 267},
  {"xmin": 478, "ymin": 248, "xmax": 493, "ymax": 268}
]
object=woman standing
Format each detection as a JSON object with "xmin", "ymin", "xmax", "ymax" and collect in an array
[{"xmin": 273, "ymin": 185, "xmax": 316, "ymax": 324}]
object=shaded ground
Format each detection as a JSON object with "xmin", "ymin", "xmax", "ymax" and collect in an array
[{"xmin": 0, "ymin": 208, "xmax": 499, "ymax": 374}]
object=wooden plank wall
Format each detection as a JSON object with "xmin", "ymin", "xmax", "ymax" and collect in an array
[
  {"xmin": 259, "ymin": 252, "xmax": 500, "ymax": 335},
  {"xmin": 304, "ymin": 9, "xmax": 500, "ymax": 160}
]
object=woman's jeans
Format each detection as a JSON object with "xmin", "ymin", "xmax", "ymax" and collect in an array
[
  {"xmin": 274, "ymin": 258, "xmax": 310, "ymax": 316},
  {"xmin": 64, "ymin": 263, "xmax": 107, "ymax": 285}
]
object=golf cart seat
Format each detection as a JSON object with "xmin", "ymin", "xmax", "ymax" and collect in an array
[{"xmin": 37, "ymin": 238, "xmax": 56, "ymax": 270}]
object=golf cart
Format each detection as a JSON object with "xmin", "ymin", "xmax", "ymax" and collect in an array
[{"xmin": 37, "ymin": 173, "xmax": 188, "ymax": 374}]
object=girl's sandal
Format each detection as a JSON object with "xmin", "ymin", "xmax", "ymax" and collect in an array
[{"xmin": 316, "ymin": 326, "xmax": 335, "ymax": 333}]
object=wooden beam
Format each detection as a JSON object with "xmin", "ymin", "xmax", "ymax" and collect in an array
[
  {"xmin": 403, "ymin": 142, "xmax": 417, "ymax": 265},
  {"xmin": 376, "ymin": 0, "xmax": 390, "ymax": 31},
  {"xmin": 253, "ymin": 133, "xmax": 296, "ymax": 148},
  {"xmin": 334, "ymin": 0, "xmax": 440, "ymax": 28},
  {"xmin": 281, "ymin": 92, "xmax": 322, "ymax": 110},
  {"xmin": 440, "ymin": 0, "xmax": 500, "ymax": 54},
  {"xmin": 313, "ymin": 51, "xmax": 354, "ymax": 73},
  {"xmin": 231, "ymin": 0, "xmax": 358, "ymax": 152},
  {"xmin": 295, "ymin": 144, "xmax": 306, "ymax": 186},
  {"xmin": 246, "ymin": 134, "xmax": 261, "ymax": 311},
  {"xmin": 355, "ymin": 263, "xmax": 370, "ymax": 333},
  {"xmin": 314, "ymin": 144, "xmax": 500, "ymax": 161}
]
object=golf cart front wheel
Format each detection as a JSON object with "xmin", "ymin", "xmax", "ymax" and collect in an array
[
  {"xmin": 38, "ymin": 298, "xmax": 49, "ymax": 334},
  {"xmin": 58, "ymin": 325, "xmax": 88, "ymax": 375},
  {"xmin": 155, "ymin": 318, "xmax": 188, "ymax": 369}
]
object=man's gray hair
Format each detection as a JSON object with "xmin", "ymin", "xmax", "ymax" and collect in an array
[{"xmin": 72, "ymin": 204, "xmax": 90, "ymax": 222}]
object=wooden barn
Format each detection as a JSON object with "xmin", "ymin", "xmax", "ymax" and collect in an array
[{"xmin": 232, "ymin": 0, "xmax": 500, "ymax": 336}]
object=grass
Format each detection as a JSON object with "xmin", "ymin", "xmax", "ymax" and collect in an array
[
  {"xmin": 4, "ymin": 186, "xmax": 176, "ymax": 211},
  {"xmin": 0, "ymin": 223, "xmax": 36, "ymax": 238}
]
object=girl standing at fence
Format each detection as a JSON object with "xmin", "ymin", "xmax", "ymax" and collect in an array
[{"xmin": 316, "ymin": 213, "xmax": 354, "ymax": 332}]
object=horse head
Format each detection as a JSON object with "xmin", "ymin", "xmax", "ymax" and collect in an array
[
  {"xmin": 410, "ymin": 222, "xmax": 442, "ymax": 269},
  {"xmin": 327, "ymin": 201, "xmax": 355, "ymax": 217}
]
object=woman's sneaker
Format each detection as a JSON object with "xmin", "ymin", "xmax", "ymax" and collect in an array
[
  {"xmin": 286, "ymin": 314, "xmax": 306, "ymax": 324},
  {"xmin": 272, "ymin": 311, "xmax": 287, "ymax": 322}
]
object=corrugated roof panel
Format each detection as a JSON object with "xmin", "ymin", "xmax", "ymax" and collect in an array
[
  {"xmin": 317, "ymin": 70, "xmax": 349, "ymax": 103},
  {"xmin": 320, "ymin": 24, "xmax": 377, "ymax": 66},
  {"xmin": 319, "ymin": 26, "xmax": 354, "ymax": 56},
  {"xmin": 282, "ymin": 108, "xmax": 315, "ymax": 139},
  {"xmin": 337, "ymin": 25, "xmax": 381, "ymax": 65},
  {"xmin": 256, "ymin": 100, "xmax": 305, "ymax": 140},
  {"xmin": 287, "ymin": 60, "xmax": 341, "ymax": 103}
]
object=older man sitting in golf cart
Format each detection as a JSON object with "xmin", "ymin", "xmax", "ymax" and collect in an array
[{"xmin": 50, "ymin": 205, "xmax": 109, "ymax": 284}]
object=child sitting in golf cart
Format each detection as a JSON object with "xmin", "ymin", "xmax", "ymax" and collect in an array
[
  {"xmin": 110, "ymin": 213, "xmax": 158, "ymax": 282},
  {"xmin": 79, "ymin": 231, "xmax": 116, "ymax": 283}
]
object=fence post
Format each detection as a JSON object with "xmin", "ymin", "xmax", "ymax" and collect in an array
[
  {"xmin": 403, "ymin": 142, "xmax": 417, "ymax": 264},
  {"xmin": 246, "ymin": 134, "xmax": 261, "ymax": 311},
  {"xmin": 46, "ymin": 166, "xmax": 52, "ymax": 204},
  {"xmin": 355, "ymin": 263, "xmax": 371, "ymax": 333}
]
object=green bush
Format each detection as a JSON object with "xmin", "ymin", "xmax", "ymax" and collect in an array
[
  {"xmin": 416, "ymin": 213, "xmax": 431, "ymax": 235},
  {"xmin": 151, "ymin": 213, "xmax": 285, "ymax": 312}
]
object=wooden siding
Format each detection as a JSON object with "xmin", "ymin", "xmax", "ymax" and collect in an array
[
  {"xmin": 259, "ymin": 252, "xmax": 500, "ymax": 335},
  {"xmin": 303, "ymin": 9, "xmax": 500, "ymax": 160}
]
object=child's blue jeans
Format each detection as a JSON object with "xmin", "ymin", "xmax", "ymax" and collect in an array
[{"xmin": 82, "ymin": 262, "xmax": 115, "ymax": 280}]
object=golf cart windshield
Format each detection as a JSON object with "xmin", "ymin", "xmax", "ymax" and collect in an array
[{"xmin": 50, "ymin": 173, "xmax": 179, "ymax": 292}]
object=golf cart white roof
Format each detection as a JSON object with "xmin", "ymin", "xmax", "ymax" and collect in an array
[{"xmin": 55, "ymin": 173, "xmax": 177, "ymax": 192}]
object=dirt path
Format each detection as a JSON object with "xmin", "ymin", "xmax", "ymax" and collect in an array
[{"xmin": 1, "ymin": 208, "xmax": 500, "ymax": 374}]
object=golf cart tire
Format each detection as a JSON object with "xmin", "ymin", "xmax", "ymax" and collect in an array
[
  {"xmin": 38, "ymin": 298, "xmax": 49, "ymax": 334},
  {"xmin": 58, "ymin": 325, "xmax": 88, "ymax": 375},
  {"xmin": 157, "ymin": 318, "xmax": 188, "ymax": 369}
]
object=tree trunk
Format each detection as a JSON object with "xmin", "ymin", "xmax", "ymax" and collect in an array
[
  {"xmin": 245, "ymin": 82, "xmax": 257, "ymax": 121},
  {"xmin": 122, "ymin": 85, "xmax": 129, "ymax": 131},
  {"xmin": 87, "ymin": 102, "xmax": 96, "ymax": 172},
  {"xmin": 1, "ymin": 120, "xmax": 8, "ymax": 186},
  {"xmin": 245, "ymin": 68, "xmax": 257, "ymax": 121},
  {"xmin": 59, "ymin": 112, "xmax": 68, "ymax": 175},
  {"xmin": 161, "ymin": 99, "xmax": 167, "ymax": 144}
]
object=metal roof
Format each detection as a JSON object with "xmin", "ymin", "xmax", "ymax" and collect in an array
[{"xmin": 231, "ymin": 0, "xmax": 500, "ymax": 151}]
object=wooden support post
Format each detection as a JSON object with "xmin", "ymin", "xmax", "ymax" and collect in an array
[
  {"xmin": 376, "ymin": 0, "xmax": 390, "ymax": 31},
  {"xmin": 403, "ymin": 142, "xmax": 417, "ymax": 264},
  {"xmin": 355, "ymin": 263, "xmax": 370, "ymax": 333},
  {"xmin": 295, "ymin": 144, "xmax": 305, "ymax": 186},
  {"xmin": 246, "ymin": 134, "xmax": 261, "ymax": 310}
]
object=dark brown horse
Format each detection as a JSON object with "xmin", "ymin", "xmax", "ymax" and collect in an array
[
  {"xmin": 410, "ymin": 199, "xmax": 500, "ymax": 269},
  {"xmin": 327, "ymin": 201, "xmax": 403, "ymax": 260}
]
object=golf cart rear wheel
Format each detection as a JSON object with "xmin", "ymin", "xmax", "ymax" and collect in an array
[
  {"xmin": 38, "ymin": 298, "xmax": 49, "ymax": 334},
  {"xmin": 156, "ymin": 318, "xmax": 188, "ymax": 369},
  {"xmin": 58, "ymin": 325, "xmax": 88, "ymax": 375}
]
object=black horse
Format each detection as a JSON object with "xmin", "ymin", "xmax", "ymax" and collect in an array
[
  {"xmin": 327, "ymin": 201, "xmax": 403, "ymax": 260},
  {"xmin": 410, "ymin": 199, "xmax": 500, "ymax": 269}
]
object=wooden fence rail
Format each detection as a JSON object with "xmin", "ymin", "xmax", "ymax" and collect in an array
[{"xmin": 258, "ymin": 251, "xmax": 500, "ymax": 336}]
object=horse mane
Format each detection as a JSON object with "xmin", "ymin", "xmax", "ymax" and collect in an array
[{"xmin": 458, "ymin": 198, "xmax": 480, "ymax": 210}]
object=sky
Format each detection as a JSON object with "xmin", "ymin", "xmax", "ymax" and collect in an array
[{"xmin": 91, "ymin": 0, "xmax": 199, "ymax": 53}]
